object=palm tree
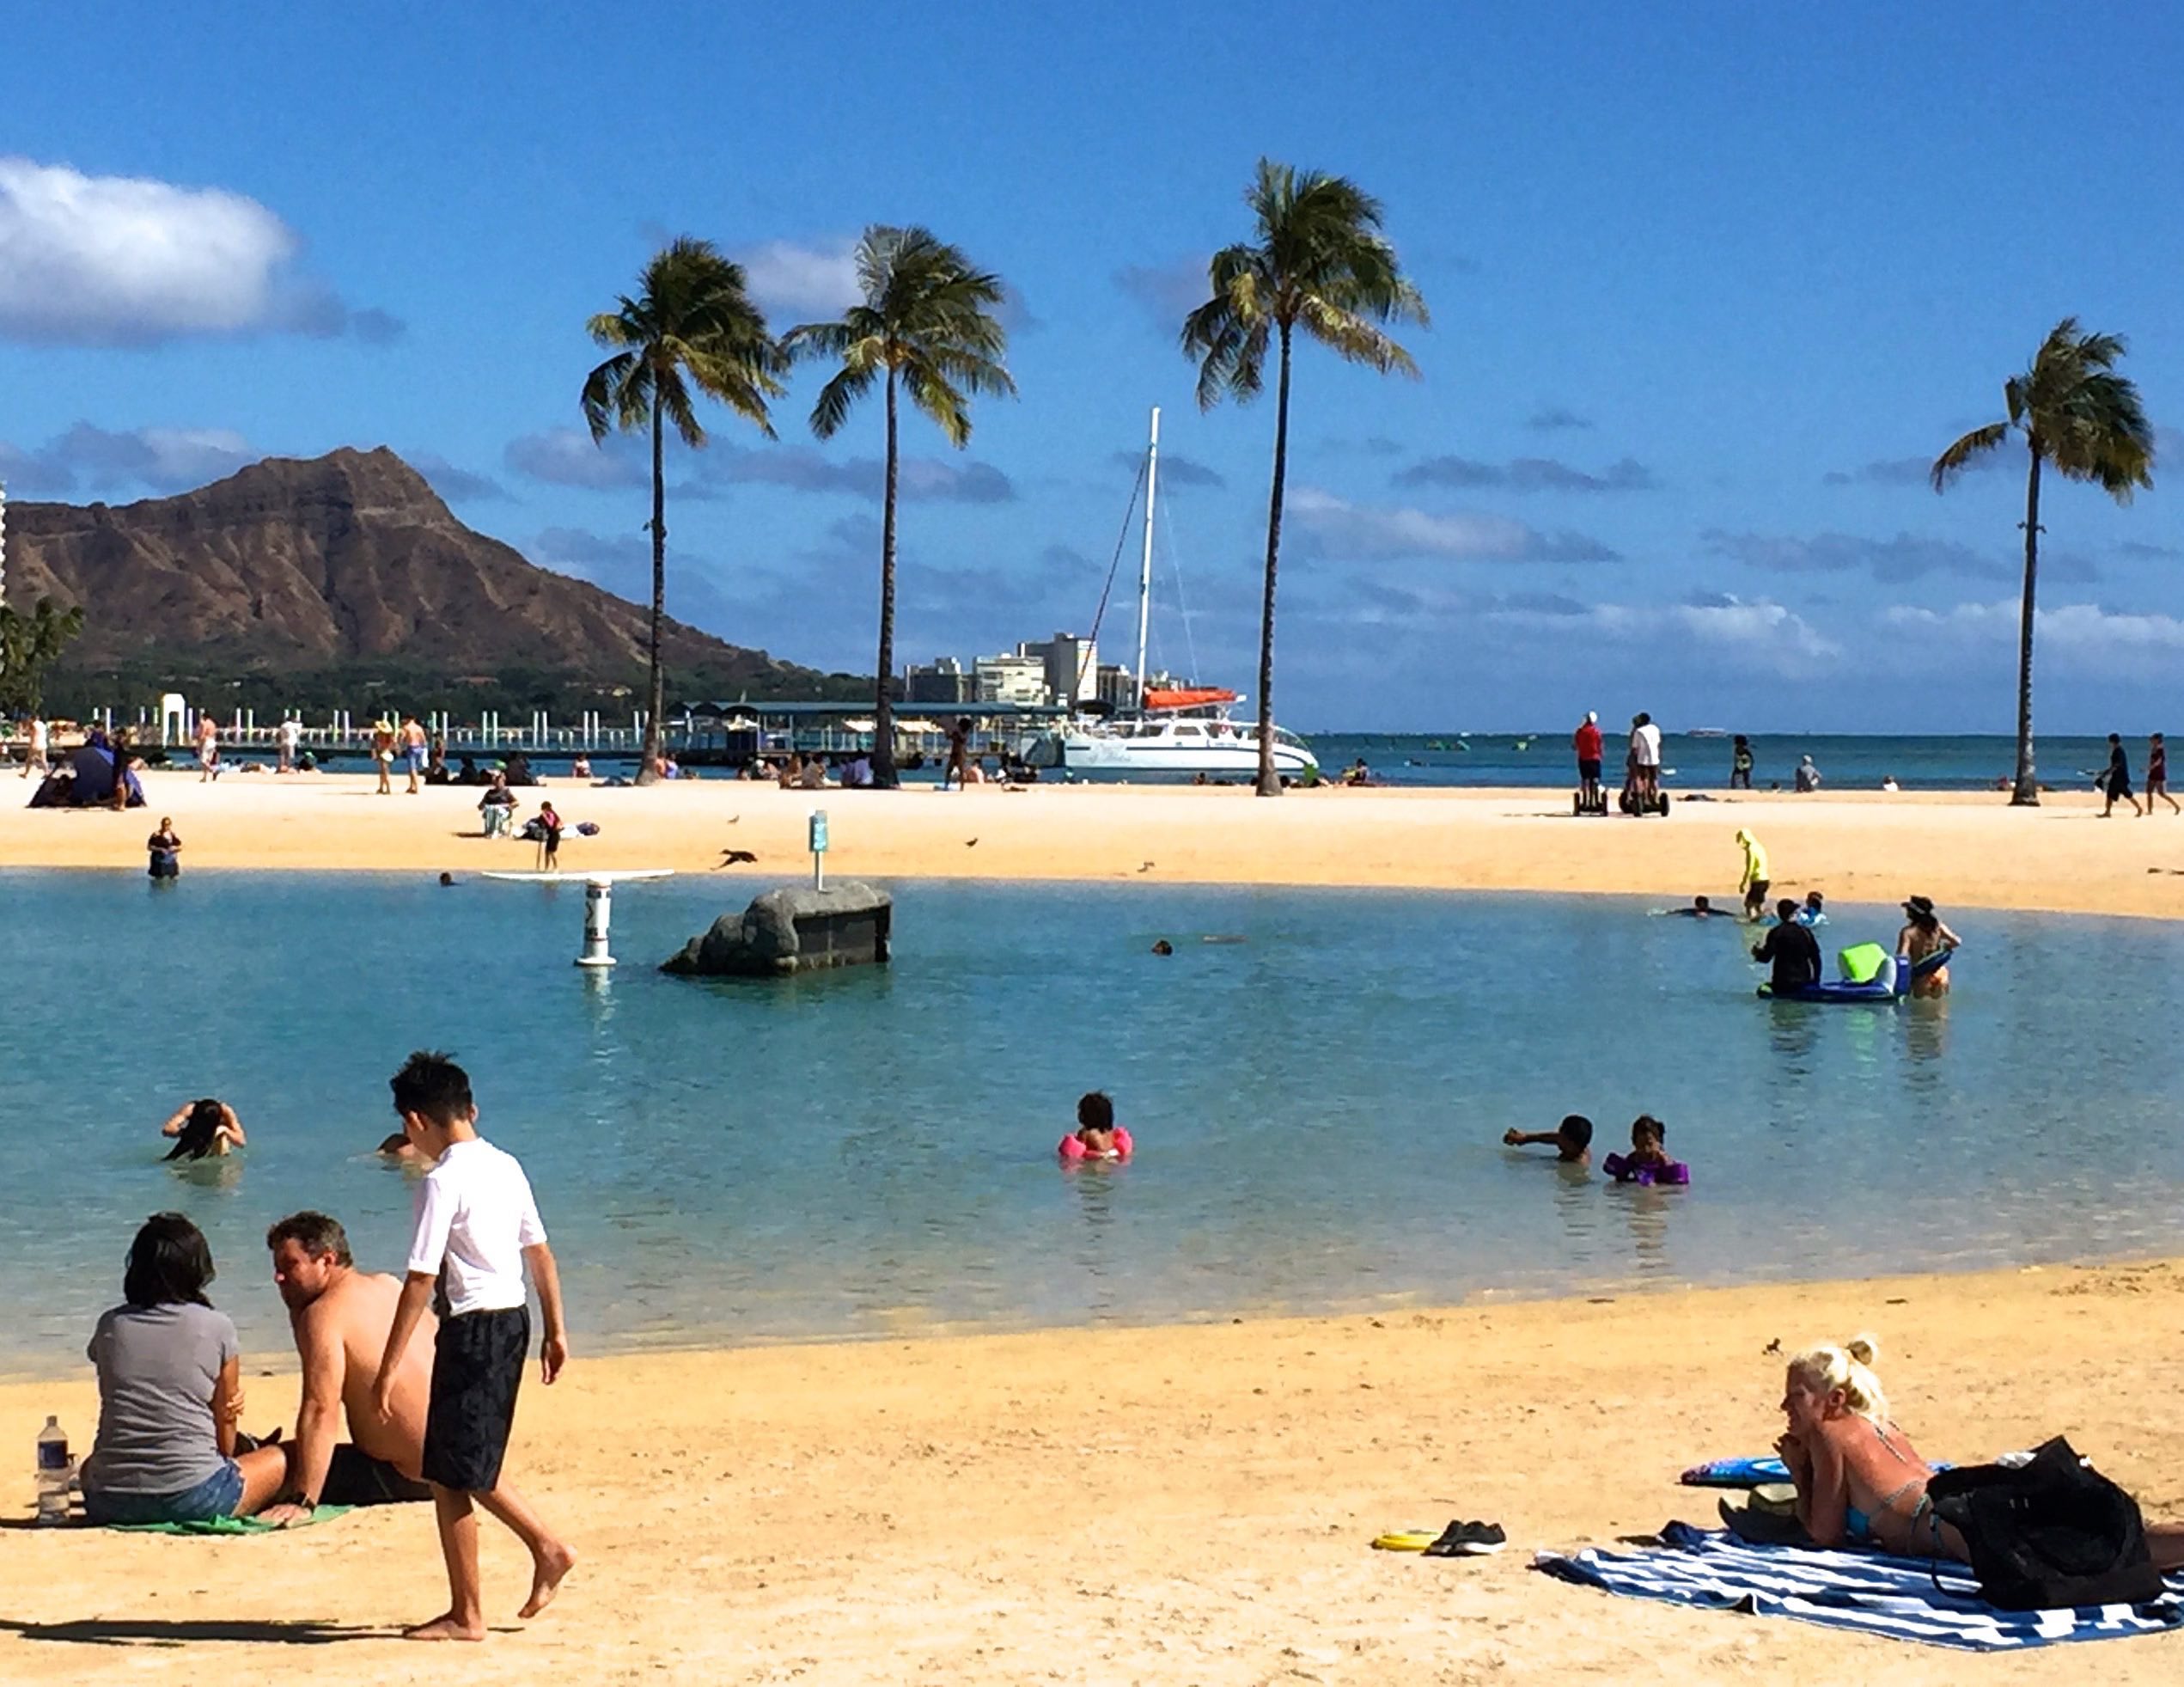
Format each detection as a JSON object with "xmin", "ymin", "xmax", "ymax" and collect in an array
[
  {"xmin": 784, "ymin": 226, "xmax": 1015, "ymax": 786},
  {"xmin": 1932, "ymin": 318, "xmax": 2154, "ymax": 806},
  {"xmin": 0, "ymin": 596, "xmax": 87, "ymax": 716},
  {"xmin": 583, "ymin": 237, "xmax": 785, "ymax": 781},
  {"xmin": 1184, "ymin": 158, "xmax": 1428, "ymax": 797}
]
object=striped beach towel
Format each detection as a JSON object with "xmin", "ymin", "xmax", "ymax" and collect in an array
[{"xmin": 1536, "ymin": 1523, "xmax": 2184, "ymax": 1651}]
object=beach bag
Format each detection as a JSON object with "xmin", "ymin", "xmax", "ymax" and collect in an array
[{"xmin": 1925, "ymin": 1437, "xmax": 2165, "ymax": 1610}]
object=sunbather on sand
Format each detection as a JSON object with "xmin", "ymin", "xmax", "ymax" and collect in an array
[{"xmin": 1778, "ymin": 1336, "xmax": 2184, "ymax": 1568}]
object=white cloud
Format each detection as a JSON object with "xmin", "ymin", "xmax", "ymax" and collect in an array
[
  {"xmin": 1288, "ymin": 486, "xmax": 1616, "ymax": 563},
  {"xmin": 0, "ymin": 422, "xmax": 254, "ymax": 493},
  {"xmin": 504, "ymin": 426, "xmax": 648, "ymax": 491},
  {"xmin": 0, "ymin": 157, "xmax": 394, "ymax": 345},
  {"xmin": 735, "ymin": 237, "xmax": 861, "ymax": 321},
  {"xmin": 1489, "ymin": 592, "xmax": 1841, "ymax": 672},
  {"xmin": 1886, "ymin": 599, "xmax": 2184, "ymax": 662}
]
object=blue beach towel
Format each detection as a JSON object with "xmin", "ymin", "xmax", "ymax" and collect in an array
[
  {"xmin": 1680, "ymin": 1456, "xmax": 1790, "ymax": 1488},
  {"xmin": 1535, "ymin": 1523, "xmax": 2184, "ymax": 1652}
]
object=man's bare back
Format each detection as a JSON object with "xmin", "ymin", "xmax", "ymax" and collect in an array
[{"xmin": 297, "ymin": 1268, "xmax": 435, "ymax": 1476}]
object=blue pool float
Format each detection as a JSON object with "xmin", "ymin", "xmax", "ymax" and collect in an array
[{"xmin": 1759, "ymin": 944, "xmax": 1953, "ymax": 1004}]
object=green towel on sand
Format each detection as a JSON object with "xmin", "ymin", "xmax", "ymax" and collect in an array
[{"xmin": 110, "ymin": 1505, "xmax": 350, "ymax": 1535}]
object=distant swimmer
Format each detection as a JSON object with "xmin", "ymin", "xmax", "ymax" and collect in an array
[
  {"xmin": 1150, "ymin": 939, "xmax": 1174, "ymax": 956},
  {"xmin": 1795, "ymin": 890, "xmax": 1827, "ymax": 927},
  {"xmin": 1897, "ymin": 895, "xmax": 1961, "ymax": 998},
  {"xmin": 1503, "ymin": 1114, "xmax": 1592, "ymax": 1167},
  {"xmin": 1059, "ymin": 1091, "xmax": 1133, "ymax": 1162},
  {"xmin": 1736, "ymin": 828, "xmax": 1771, "ymax": 920},
  {"xmin": 162, "ymin": 1098, "xmax": 246, "ymax": 1161},
  {"xmin": 1666, "ymin": 895, "xmax": 1720, "ymax": 918}
]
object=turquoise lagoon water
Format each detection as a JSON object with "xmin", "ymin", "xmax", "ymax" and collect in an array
[{"xmin": 3, "ymin": 870, "xmax": 2181, "ymax": 1377}]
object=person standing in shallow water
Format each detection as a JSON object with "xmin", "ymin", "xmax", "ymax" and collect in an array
[{"xmin": 147, "ymin": 816, "xmax": 181, "ymax": 879}]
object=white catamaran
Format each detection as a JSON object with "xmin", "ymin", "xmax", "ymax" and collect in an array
[{"xmin": 1027, "ymin": 408, "xmax": 1319, "ymax": 781}]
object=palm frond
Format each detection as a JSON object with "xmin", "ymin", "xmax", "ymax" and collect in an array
[
  {"xmin": 1930, "ymin": 422, "xmax": 2011, "ymax": 492},
  {"xmin": 810, "ymin": 362, "xmax": 879, "ymax": 440}
]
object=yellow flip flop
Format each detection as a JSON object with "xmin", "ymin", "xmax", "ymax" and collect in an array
[{"xmin": 1371, "ymin": 1530, "xmax": 1438, "ymax": 1552}]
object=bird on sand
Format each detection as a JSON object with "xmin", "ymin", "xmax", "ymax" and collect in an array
[{"xmin": 717, "ymin": 848, "xmax": 758, "ymax": 866}]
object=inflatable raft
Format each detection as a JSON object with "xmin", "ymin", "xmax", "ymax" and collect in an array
[{"xmin": 1759, "ymin": 942, "xmax": 1951, "ymax": 1003}]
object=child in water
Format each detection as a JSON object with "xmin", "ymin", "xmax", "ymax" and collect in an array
[
  {"xmin": 1603, "ymin": 1115, "xmax": 1688, "ymax": 1185},
  {"xmin": 1059, "ymin": 1091, "xmax": 1133, "ymax": 1162},
  {"xmin": 1503, "ymin": 1115, "xmax": 1594, "ymax": 1165}
]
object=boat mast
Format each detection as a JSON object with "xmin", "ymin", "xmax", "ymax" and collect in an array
[{"xmin": 1135, "ymin": 406, "xmax": 1158, "ymax": 705}]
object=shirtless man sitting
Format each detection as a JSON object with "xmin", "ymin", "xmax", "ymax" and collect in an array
[{"xmin": 255, "ymin": 1211, "xmax": 577, "ymax": 1607}]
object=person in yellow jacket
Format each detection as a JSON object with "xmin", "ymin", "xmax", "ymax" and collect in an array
[{"xmin": 1736, "ymin": 828, "xmax": 1771, "ymax": 921}]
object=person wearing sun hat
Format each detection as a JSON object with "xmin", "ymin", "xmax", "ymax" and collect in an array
[{"xmin": 1895, "ymin": 895, "xmax": 1961, "ymax": 998}]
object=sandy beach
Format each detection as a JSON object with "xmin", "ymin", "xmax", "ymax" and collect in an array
[
  {"xmin": 5, "ymin": 1261, "xmax": 2181, "ymax": 1684},
  {"xmin": 6, "ymin": 770, "xmax": 2184, "ymax": 918}
]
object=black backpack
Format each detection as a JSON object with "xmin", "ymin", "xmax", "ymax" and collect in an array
[{"xmin": 1925, "ymin": 1437, "xmax": 2168, "ymax": 1611}]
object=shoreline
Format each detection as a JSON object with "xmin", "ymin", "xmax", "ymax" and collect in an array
[
  {"xmin": 9, "ymin": 1256, "xmax": 2183, "ymax": 1681},
  {"xmin": 6, "ymin": 770, "xmax": 2184, "ymax": 920}
]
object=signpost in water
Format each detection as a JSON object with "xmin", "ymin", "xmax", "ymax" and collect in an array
[{"xmin": 481, "ymin": 869, "xmax": 675, "ymax": 968}]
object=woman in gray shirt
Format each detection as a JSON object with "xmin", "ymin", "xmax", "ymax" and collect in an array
[{"xmin": 81, "ymin": 1213, "xmax": 288, "ymax": 1524}]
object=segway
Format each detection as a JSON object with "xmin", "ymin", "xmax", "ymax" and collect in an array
[
  {"xmin": 1573, "ymin": 784, "xmax": 1609, "ymax": 816},
  {"xmin": 1617, "ymin": 777, "xmax": 1671, "ymax": 817}
]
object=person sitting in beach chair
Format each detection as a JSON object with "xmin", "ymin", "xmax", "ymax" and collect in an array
[{"xmin": 478, "ymin": 774, "xmax": 516, "ymax": 838}]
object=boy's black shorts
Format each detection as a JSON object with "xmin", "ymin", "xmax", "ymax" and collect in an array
[{"xmin": 423, "ymin": 1305, "xmax": 529, "ymax": 1492}]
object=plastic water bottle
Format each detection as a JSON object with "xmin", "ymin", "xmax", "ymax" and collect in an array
[{"xmin": 34, "ymin": 1415, "xmax": 70, "ymax": 1524}]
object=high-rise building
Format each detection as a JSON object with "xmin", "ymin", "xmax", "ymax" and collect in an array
[
  {"xmin": 973, "ymin": 652, "xmax": 1049, "ymax": 706},
  {"xmin": 1016, "ymin": 632, "xmax": 1099, "ymax": 702},
  {"xmin": 904, "ymin": 657, "xmax": 972, "ymax": 705}
]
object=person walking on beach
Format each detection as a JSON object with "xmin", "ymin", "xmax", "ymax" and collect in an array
[
  {"xmin": 371, "ymin": 721, "xmax": 397, "ymax": 796},
  {"xmin": 1735, "ymin": 828, "xmax": 1771, "ymax": 920},
  {"xmin": 277, "ymin": 716, "xmax": 302, "ymax": 773},
  {"xmin": 1730, "ymin": 734, "xmax": 1754, "ymax": 790},
  {"xmin": 536, "ymin": 801, "xmax": 563, "ymax": 871},
  {"xmin": 2101, "ymin": 733, "xmax": 2142, "ymax": 817},
  {"xmin": 2148, "ymin": 733, "xmax": 2179, "ymax": 816},
  {"xmin": 194, "ymin": 712, "xmax": 220, "ymax": 781},
  {"xmin": 402, "ymin": 717, "xmax": 429, "ymax": 795},
  {"xmin": 20, "ymin": 714, "xmax": 49, "ymax": 779},
  {"xmin": 944, "ymin": 717, "xmax": 972, "ymax": 792},
  {"xmin": 1573, "ymin": 712, "xmax": 1604, "ymax": 808},
  {"xmin": 372, "ymin": 1051, "xmax": 573, "ymax": 1639}
]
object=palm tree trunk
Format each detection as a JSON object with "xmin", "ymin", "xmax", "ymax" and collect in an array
[
  {"xmin": 638, "ymin": 395, "xmax": 668, "ymax": 785},
  {"xmin": 2010, "ymin": 443, "xmax": 2042, "ymax": 807},
  {"xmin": 1254, "ymin": 323, "xmax": 1293, "ymax": 798},
  {"xmin": 873, "ymin": 367, "xmax": 900, "ymax": 788}
]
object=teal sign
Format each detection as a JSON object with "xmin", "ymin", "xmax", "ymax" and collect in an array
[{"xmin": 808, "ymin": 810, "xmax": 829, "ymax": 854}]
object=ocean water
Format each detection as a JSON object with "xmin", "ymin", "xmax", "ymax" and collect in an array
[
  {"xmin": 3, "ymin": 871, "xmax": 2180, "ymax": 1378},
  {"xmin": 1305, "ymin": 731, "xmax": 2147, "ymax": 792}
]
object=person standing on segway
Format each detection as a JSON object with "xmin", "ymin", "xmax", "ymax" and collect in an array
[
  {"xmin": 1574, "ymin": 712, "xmax": 1604, "ymax": 811},
  {"xmin": 1627, "ymin": 712, "xmax": 1662, "ymax": 811}
]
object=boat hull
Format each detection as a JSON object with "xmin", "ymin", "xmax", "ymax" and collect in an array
[{"xmin": 1030, "ymin": 729, "xmax": 1319, "ymax": 780}]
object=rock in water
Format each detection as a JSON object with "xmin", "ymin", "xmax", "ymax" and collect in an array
[{"xmin": 662, "ymin": 883, "xmax": 894, "ymax": 977}]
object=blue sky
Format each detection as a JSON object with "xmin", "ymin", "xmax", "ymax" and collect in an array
[{"xmin": 3, "ymin": 0, "xmax": 2180, "ymax": 732}]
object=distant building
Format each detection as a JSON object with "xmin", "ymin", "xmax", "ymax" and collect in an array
[
  {"xmin": 1016, "ymin": 632, "xmax": 1099, "ymax": 703},
  {"xmin": 973, "ymin": 653, "xmax": 1048, "ymax": 706},
  {"xmin": 905, "ymin": 657, "xmax": 972, "ymax": 705},
  {"xmin": 1095, "ymin": 664, "xmax": 1138, "ymax": 709}
]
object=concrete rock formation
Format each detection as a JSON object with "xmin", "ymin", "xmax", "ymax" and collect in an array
[{"xmin": 662, "ymin": 882, "xmax": 894, "ymax": 977}]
